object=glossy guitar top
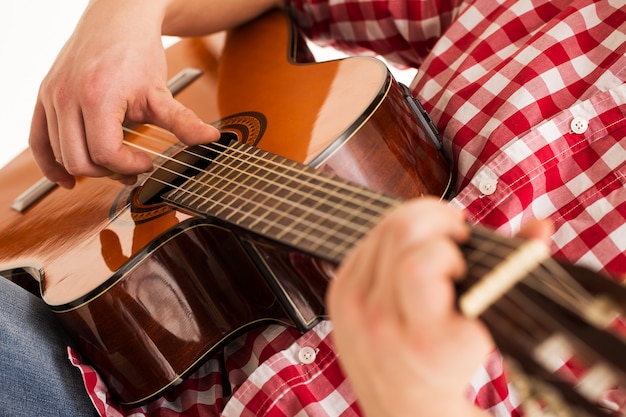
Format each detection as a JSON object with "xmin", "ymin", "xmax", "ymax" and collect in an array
[{"xmin": 0, "ymin": 10, "xmax": 450, "ymax": 405}]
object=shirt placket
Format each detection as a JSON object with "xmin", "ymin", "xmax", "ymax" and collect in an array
[{"xmin": 452, "ymin": 85, "xmax": 626, "ymax": 239}]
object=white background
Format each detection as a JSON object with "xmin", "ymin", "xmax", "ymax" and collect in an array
[{"xmin": 0, "ymin": 0, "xmax": 87, "ymax": 169}]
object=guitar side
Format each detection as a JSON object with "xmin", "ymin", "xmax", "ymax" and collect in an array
[{"xmin": 0, "ymin": 10, "xmax": 450, "ymax": 405}]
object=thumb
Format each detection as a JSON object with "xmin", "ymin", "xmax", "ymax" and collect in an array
[
  {"xmin": 516, "ymin": 218, "xmax": 553, "ymax": 244},
  {"xmin": 144, "ymin": 89, "xmax": 221, "ymax": 145}
]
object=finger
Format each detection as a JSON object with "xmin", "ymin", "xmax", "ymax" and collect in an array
[
  {"xmin": 394, "ymin": 237, "xmax": 466, "ymax": 330},
  {"xmin": 516, "ymin": 218, "xmax": 553, "ymax": 243},
  {"xmin": 107, "ymin": 172, "xmax": 139, "ymax": 185},
  {"xmin": 381, "ymin": 198, "xmax": 470, "ymax": 248},
  {"xmin": 327, "ymin": 229, "xmax": 383, "ymax": 322},
  {"xmin": 333, "ymin": 198, "xmax": 468, "ymax": 310},
  {"xmin": 43, "ymin": 103, "xmax": 62, "ymax": 164},
  {"xmin": 81, "ymin": 100, "xmax": 154, "ymax": 177},
  {"xmin": 58, "ymin": 104, "xmax": 115, "ymax": 178},
  {"xmin": 141, "ymin": 88, "xmax": 221, "ymax": 145},
  {"xmin": 366, "ymin": 198, "xmax": 469, "ymax": 313},
  {"xmin": 28, "ymin": 100, "xmax": 76, "ymax": 188}
]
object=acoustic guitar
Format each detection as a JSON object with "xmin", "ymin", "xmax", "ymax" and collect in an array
[
  {"xmin": 0, "ymin": 10, "xmax": 624, "ymax": 416},
  {"xmin": 0, "ymin": 9, "xmax": 448, "ymax": 406}
]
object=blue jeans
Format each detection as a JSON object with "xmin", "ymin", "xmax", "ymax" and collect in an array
[{"xmin": 0, "ymin": 277, "xmax": 98, "ymax": 416}]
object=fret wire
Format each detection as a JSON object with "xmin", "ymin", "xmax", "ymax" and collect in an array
[
  {"xmin": 167, "ymin": 161, "xmax": 386, "ymax": 259},
  {"xmin": 125, "ymin": 126, "xmax": 399, "ymax": 211},
  {"xmin": 206, "ymin": 149, "xmax": 264, "ymax": 219},
  {"xmin": 217, "ymin": 149, "xmax": 316, "ymax": 234},
  {"xmin": 197, "ymin": 144, "xmax": 391, "ymax": 234},
  {"xmin": 125, "ymin": 128, "xmax": 596, "ymax": 300},
  {"xmin": 180, "ymin": 146, "xmax": 239, "ymax": 211},
  {"xmin": 326, "ymin": 193, "xmax": 383, "ymax": 260},
  {"xmin": 154, "ymin": 135, "xmax": 608, "ymax": 326},
  {"xmin": 196, "ymin": 141, "xmax": 399, "ymax": 207},
  {"xmin": 178, "ymin": 175, "xmax": 211, "ymax": 210},
  {"xmin": 167, "ymin": 153, "xmax": 600, "ymax": 327},
  {"xmin": 180, "ymin": 143, "xmax": 393, "ymax": 234},
  {"xmin": 288, "ymin": 185, "xmax": 374, "ymax": 249},
  {"xmin": 172, "ymin": 141, "xmax": 396, "ymax": 230},
  {"xmin": 230, "ymin": 142, "xmax": 395, "ymax": 221},
  {"xmin": 194, "ymin": 155, "xmax": 242, "ymax": 215},
  {"xmin": 273, "ymin": 159, "xmax": 340, "ymax": 241},
  {"xmin": 245, "ymin": 152, "xmax": 296, "ymax": 231},
  {"xmin": 262, "ymin": 159, "xmax": 314, "ymax": 235},
  {"xmin": 263, "ymin": 159, "xmax": 382, "ymax": 256},
  {"xmin": 223, "ymin": 148, "xmax": 278, "ymax": 224},
  {"xmin": 198, "ymin": 146, "xmax": 285, "ymax": 220},
  {"xmin": 167, "ymin": 175, "xmax": 366, "ymax": 262}
]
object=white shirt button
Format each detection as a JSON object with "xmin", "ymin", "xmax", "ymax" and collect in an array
[
  {"xmin": 297, "ymin": 347, "xmax": 317, "ymax": 364},
  {"xmin": 478, "ymin": 179, "xmax": 497, "ymax": 196},
  {"xmin": 570, "ymin": 117, "xmax": 589, "ymax": 134}
]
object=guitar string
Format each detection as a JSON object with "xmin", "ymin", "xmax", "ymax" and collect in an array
[
  {"xmin": 478, "ymin": 298, "xmax": 609, "ymax": 416},
  {"xmin": 122, "ymin": 128, "xmax": 396, "ymax": 236},
  {"xmin": 467, "ymin": 230, "xmax": 619, "ymax": 331},
  {"xmin": 123, "ymin": 124, "xmax": 180, "ymax": 148},
  {"xmin": 486, "ymin": 285, "xmax": 626, "ymax": 384},
  {"xmin": 479, "ymin": 298, "xmax": 580, "ymax": 384},
  {"xmin": 162, "ymin": 169, "xmax": 373, "ymax": 259},
  {"xmin": 183, "ymin": 145, "xmax": 383, "ymax": 252},
  {"xmin": 528, "ymin": 265, "xmax": 623, "ymax": 335},
  {"xmin": 123, "ymin": 125, "xmax": 399, "ymax": 207},
  {"xmin": 468, "ymin": 231, "xmax": 592, "ymax": 314},
  {"xmin": 199, "ymin": 143, "xmax": 619, "ymax": 328},
  {"xmin": 120, "ymin": 137, "xmax": 386, "ymax": 258},
  {"xmin": 141, "ymin": 138, "xmax": 398, "ymax": 229},
  {"xmin": 172, "ymin": 143, "xmax": 373, "ymax": 258},
  {"xmin": 142, "ymin": 124, "xmax": 402, "ymax": 207},
  {"xmin": 121, "ymin": 127, "xmax": 614, "ymax": 327},
  {"xmin": 121, "ymin": 129, "xmax": 397, "ymax": 249},
  {"xmin": 168, "ymin": 155, "xmax": 380, "ymax": 254},
  {"xmin": 483, "ymin": 290, "xmax": 552, "ymax": 347}
]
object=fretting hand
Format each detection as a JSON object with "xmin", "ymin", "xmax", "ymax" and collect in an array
[{"xmin": 327, "ymin": 197, "xmax": 553, "ymax": 417}]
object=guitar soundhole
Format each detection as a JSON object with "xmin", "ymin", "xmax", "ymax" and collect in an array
[{"xmin": 137, "ymin": 132, "xmax": 238, "ymax": 206}]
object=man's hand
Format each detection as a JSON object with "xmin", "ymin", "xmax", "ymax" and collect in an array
[
  {"xmin": 327, "ymin": 197, "xmax": 552, "ymax": 417},
  {"xmin": 29, "ymin": 0, "xmax": 220, "ymax": 189}
]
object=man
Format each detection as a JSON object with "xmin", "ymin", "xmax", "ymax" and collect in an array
[{"xmin": 11, "ymin": 0, "xmax": 626, "ymax": 415}]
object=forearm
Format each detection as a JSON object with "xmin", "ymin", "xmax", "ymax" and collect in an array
[
  {"xmin": 162, "ymin": 0, "xmax": 285, "ymax": 36},
  {"xmin": 81, "ymin": 0, "xmax": 283, "ymax": 40}
]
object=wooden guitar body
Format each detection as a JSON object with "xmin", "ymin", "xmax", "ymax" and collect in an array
[{"xmin": 0, "ymin": 11, "xmax": 449, "ymax": 405}]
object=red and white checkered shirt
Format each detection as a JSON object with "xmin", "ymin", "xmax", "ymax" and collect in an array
[{"xmin": 72, "ymin": 0, "xmax": 626, "ymax": 416}]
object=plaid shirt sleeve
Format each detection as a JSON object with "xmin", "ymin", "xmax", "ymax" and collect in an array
[
  {"xmin": 70, "ymin": 1, "xmax": 626, "ymax": 416},
  {"xmin": 287, "ymin": 0, "xmax": 467, "ymax": 68}
]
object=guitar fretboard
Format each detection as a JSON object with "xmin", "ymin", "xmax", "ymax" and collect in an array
[{"xmin": 164, "ymin": 141, "xmax": 401, "ymax": 263}]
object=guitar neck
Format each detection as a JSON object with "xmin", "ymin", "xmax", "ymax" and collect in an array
[
  {"xmin": 164, "ymin": 139, "xmax": 542, "ymax": 278},
  {"xmin": 164, "ymin": 140, "xmax": 401, "ymax": 264}
]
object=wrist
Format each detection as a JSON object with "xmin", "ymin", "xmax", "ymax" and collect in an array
[
  {"xmin": 83, "ymin": 0, "xmax": 169, "ymax": 36},
  {"xmin": 161, "ymin": 0, "xmax": 285, "ymax": 37}
]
